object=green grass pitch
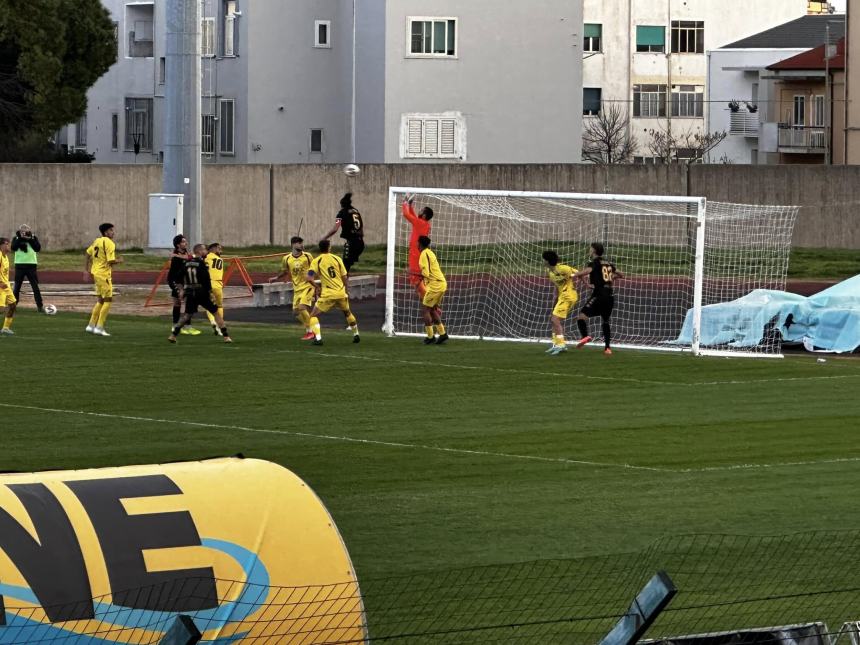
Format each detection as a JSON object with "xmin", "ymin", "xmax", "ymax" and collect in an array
[{"xmin": 2, "ymin": 310, "xmax": 860, "ymax": 587}]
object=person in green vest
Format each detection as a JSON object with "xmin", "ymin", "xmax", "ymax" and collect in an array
[{"xmin": 11, "ymin": 224, "xmax": 44, "ymax": 313}]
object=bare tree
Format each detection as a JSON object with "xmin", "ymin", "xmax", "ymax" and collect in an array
[
  {"xmin": 647, "ymin": 125, "xmax": 727, "ymax": 164},
  {"xmin": 582, "ymin": 103, "xmax": 638, "ymax": 164}
]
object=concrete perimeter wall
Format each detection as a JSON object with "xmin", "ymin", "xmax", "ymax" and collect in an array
[{"xmin": 0, "ymin": 164, "xmax": 858, "ymax": 249}]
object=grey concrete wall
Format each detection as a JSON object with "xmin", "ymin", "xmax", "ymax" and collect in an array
[
  {"xmin": 689, "ymin": 165, "xmax": 860, "ymax": 249},
  {"xmin": 2, "ymin": 164, "xmax": 859, "ymax": 250},
  {"xmin": 383, "ymin": 0, "xmax": 583, "ymax": 163}
]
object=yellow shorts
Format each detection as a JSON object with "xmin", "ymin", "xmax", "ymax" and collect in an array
[
  {"xmin": 552, "ymin": 297, "xmax": 578, "ymax": 319},
  {"xmin": 315, "ymin": 297, "xmax": 350, "ymax": 314},
  {"xmin": 94, "ymin": 276, "xmax": 113, "ymax": 299},
  {"xmin": 293, "ymin": 287, "xmax": 314, "ymax": 310},
  {"xmin": 422, "ymin": 287, "xmax": 446, "ymax": 308},
  {"xmin": 210, "ymin": 286, "xmax": 223, "ymax": 307},
  {"xmin": 1, "ymin": 288, "xmax": 16, "ymax": 307}
]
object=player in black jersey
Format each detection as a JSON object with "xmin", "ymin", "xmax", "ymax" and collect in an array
[
  {"xmin": 167, "ymin": 234, "xmax": 200, "ymax": 335},
  {"xmin": 168, "ymin": 244, "xmax": 232, "ymax": 343},
  {"xmin": 323, "ymin": 192, "xmax": 365, "ymax": 271},
  {"xmin": 574, "ymin": 242, "xmax": 624, "ymax": 355}
]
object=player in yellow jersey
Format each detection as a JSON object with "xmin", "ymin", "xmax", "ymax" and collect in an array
[
  {"xmin": 542, "ymin": 250, "xmax": 579, "ymax": 355},
  {"xmin": 418, "ymin": 236, "xmax": 449, "ymax": 345},
  {"xmin": 0, "ymin": 238, "xmax": 17, "ymax": 335},
  {"xmin": 84, "ymin": 223, "xmax": 123, "ymax": 337},
  {"xmin": 204, "ymin": 242, "xmax": 225, "ymax": 335},
  {"xmin": 269, "ymin": 236, "xmax": 316, "ymax": 339},
  {"xmin": 306, "ymin": 239, "xmax": 359, "ymax": 346}
]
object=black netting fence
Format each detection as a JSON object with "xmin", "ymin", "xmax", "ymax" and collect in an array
[{"xmin": 4, "ymin": 531, "xmax": 860, "ymax": 643}]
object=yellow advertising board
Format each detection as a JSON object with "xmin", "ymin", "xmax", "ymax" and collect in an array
[{"xmin": 0, "ymin": 457, "xmax": 366, "ymax": 643}]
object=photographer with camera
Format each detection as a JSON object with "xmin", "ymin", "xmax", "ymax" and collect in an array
[{"xmin": 11, "ymin": 224, "xmax": 44, "ymax": 313}]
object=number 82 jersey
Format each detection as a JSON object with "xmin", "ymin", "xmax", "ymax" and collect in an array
[{"xmin": 588, "ymin": 258, "xmax": 618, "ymax": 295}]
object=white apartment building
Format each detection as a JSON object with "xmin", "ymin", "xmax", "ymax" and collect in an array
[
  {"xmin": 581, "ymin": 0, "xmax": 812, "ymax": 162},
  {"xmin": 61, "ymin": 0, "xmax": 584, "ymax": 165}
]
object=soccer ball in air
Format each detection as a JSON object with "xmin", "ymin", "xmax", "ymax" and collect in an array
[
  {"xmin": 343, "ymin": 164, "xmax": 361, "ymax": 177},
  {"xmin": 44, "ymin": 304, "xmax": 58, "ymax": 315}
]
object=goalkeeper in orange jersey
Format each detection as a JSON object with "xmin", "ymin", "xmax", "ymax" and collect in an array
[
  {"xmin": 542, "ymin": 250, "xmax": 578, "ymax": 356},
  {"xmin": 402, "ymin": 194, "xmax": 433, "ymax": 297},
  {"xmin": 418, "ymin": 236, "xmax": 449, "ymax": 345}
]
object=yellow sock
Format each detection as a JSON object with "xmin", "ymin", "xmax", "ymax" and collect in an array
[
  {"xmin": 310, "ymin": 316, "xmax": 321, "ymax": 339},
  {"xmin": 298, "ymin": 309, "xmax": 311, "ymax": 329},
  {"xmin": 554, "ymin": 334, "xmax": 565, "ymax": 347},
  {"xmin": 3, "ymin": 316, "xmax": 12, "ymax": 330},
  {"xmin": 206, "ymin": 310, "xmax": 216, "ymax": 325},
  {"xmin": 425, "ymin": 326, "xmax": 434, "ymax": 338},
  {"xmin": 97, "ymin": 301, "xmax": 112, "ymax": 328},
  {"xmin": 346, "ymin": 313, "xmax": 358, "ymax": 332},
  {"xmin": 217, "ymin": 307, "xmax": 224, "ymax": 320},
  {"xmin": 89, "ymin": 302, "xmax": 103, "ymax": 326},
  {"xmin": 435, "ymin": 323, "xmax": 446, "ymax": 336}
]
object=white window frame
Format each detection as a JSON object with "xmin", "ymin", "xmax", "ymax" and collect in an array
[
  {"xmin": 314, "ymin": 20, "xmax": 331, "ymax": 48},
  {"xmin": 407, "ymin": 16, "xmax": 458, "ymax": 58},
  {"xmin": 202, "ymin": 17, "xmax": 216, "ymax": 57},
  {"xmin": 793, "ymin": 95, "xmax": 806, "ymax": 126},
  {"xmin": 158, "ymin": 56, "xmax": 166, "ymax": 85},
  {"xmin": 219, "ymin": 99, "xmax": 235, "ymax": 155},
  {"xmin": 812, "ymin": 94, "xmax": 825, "ymax": 127},
  {"xmin": 399, "ymin": 112, "xmax": 465, "ymax": 160},
  {"xmin": 224, "ymin": 0, "xmax": 237, "ymax": 57},
  {"xmin": 670, "ymin": 84, "xmax": 704, "ymax": 118},
  {"xmin": 202, "ymin": 114, "xmax": 216, "ymax": 156},
  {"xmin": 309, "ymin": 128, "xmax": 324, "ymax": 154}
]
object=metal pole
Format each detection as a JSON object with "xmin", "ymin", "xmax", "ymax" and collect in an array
[
  {"xmin": 164, "ymin": 0, "xmax": 203, "ymax": 244},
  {"xmin": 351, "ymin": 0, "xmax": 357, "ymax": 163},
  {"xmin": 825, "ymin": 22, "xmax": 831, "ymax": 165}
]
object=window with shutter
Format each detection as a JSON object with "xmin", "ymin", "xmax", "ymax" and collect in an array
[
  {"xmin": 202, "ymin": 18, "xmax": 215, "ymax": 57},
  {"xmin": 424, "ymin": 120, "xmax": 439, "ymax": 154},
  {"xmin": 408, "ymin": 120, "xmax": 423, "ymax": 154},
  {"xmin": 440, "ymin": 120, "xmax": 456, "ymax": 154},
  {"xmin": 401, "ymin": 113, "xmax": 463, "ymax": 159}
]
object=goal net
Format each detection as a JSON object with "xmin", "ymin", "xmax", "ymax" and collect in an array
[{"xmin": 385, "ymin": 188, "xmax": 799, "ymax": 357}]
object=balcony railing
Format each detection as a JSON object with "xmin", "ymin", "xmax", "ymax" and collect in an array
[
  {"xmin": 778, "ymin": 124, "xmax": 826, "ymax": 152},
  {"xmin": 729, "ymin": 110, "xmax": 759, "ymax": 137}
]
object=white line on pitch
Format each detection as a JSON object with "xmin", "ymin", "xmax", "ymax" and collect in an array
[
  {"xmin": 0, "ymin": 402, "xmax": 664, "ymax": 473},
  {"xmin": 276, "ymin": 349, "xmax": 860, "ymax": 387},
  {"xmin": 275, "ymin": 349, "xmax": 680, "ymax": 387},
  {"xmin": 675, "ymin": 456, "xmax": 860, "ymax": 473}
]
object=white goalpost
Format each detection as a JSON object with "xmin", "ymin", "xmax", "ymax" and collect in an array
[{"xmin": 385, "ymin": 187, "xmax": 799, "ymax": 358}]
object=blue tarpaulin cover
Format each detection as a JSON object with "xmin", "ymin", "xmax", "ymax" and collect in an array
[{"xmin": 673, "ymin": 274, "xmax": 860, "ymax": 353}]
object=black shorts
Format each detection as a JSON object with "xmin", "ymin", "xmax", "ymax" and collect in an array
[
  {"xmin": 184, "ymin": 290, "xmax": 218, "ymax": 315},
  {"xmin": 342, "ymin": 238, "xmax": 365, "ymax": 270},
  {"xmin": 168, "ymin": 281, "xmax": 181, "ymax": 299},
  {"xmin": 581, "ymin": 292, "xmax": 614, "ymax": 319}
]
